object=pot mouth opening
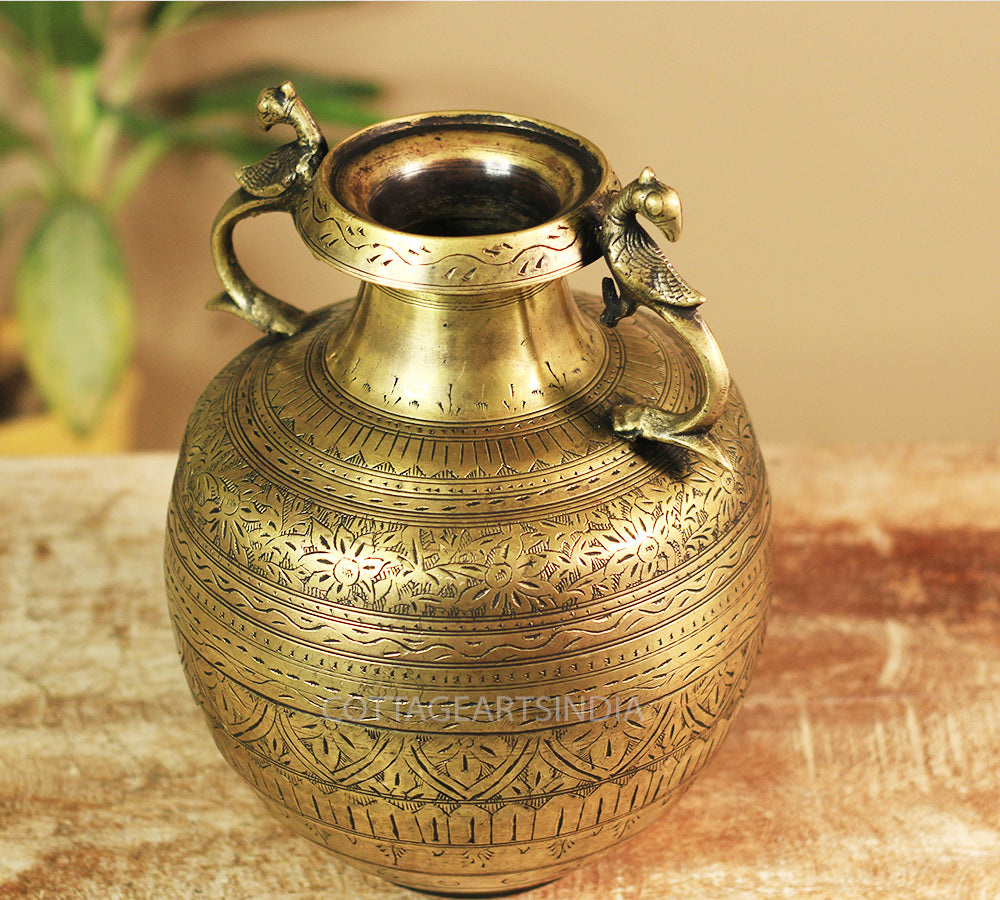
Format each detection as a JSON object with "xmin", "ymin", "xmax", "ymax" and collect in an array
[
  {"xmin": 324, "ymin": 113, "xmax": 607, "ymax": 239},
  {"xmin": 366, "ymin": 160, "xmax": 564, "ymax": 237}
]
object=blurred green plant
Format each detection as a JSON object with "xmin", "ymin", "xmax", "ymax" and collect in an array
[{"xmin": 0, "ymin": 1, "xmax": 379, "ymax": 435}]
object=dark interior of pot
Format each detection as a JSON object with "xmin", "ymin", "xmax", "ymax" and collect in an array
[
  {"xmin": 367, "ymin": 162, "xmax": 563, "ymax": 237},
  {"xmin": 328, "ymin": 114, "xmax": 606, "ymax": 239}
]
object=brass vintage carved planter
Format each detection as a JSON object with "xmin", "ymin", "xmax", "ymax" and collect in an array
[{"xmin": 165, "ymin": 83, "xmax": 771, "ymax": 894}]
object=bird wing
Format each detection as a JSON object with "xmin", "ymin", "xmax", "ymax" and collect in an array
[{"xmin": 236, "ymin": 143, "xmax": 303, "ymax": 198}]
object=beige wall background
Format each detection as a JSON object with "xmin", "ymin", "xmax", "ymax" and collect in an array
[{"xmin": 119, "ymin": 2, "xmax": 999, "ymax": 448}]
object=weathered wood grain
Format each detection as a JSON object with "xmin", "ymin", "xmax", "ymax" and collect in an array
[{"xmin": 1, "ymin": 446, "xmax": 998, "ymax": 898}]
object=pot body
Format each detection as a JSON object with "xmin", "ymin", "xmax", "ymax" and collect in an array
[{"xmin": 165, "ymin": 97, "xmax": 771, "ymax": 894}]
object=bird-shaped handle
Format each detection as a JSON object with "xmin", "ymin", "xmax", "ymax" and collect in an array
[
  {"xmin": 599, "ymin": 168, "xmax": 732, "ymax": 470},
  {"xmin": 208, "ymin": 82, "xmax": 327, "ymax": 336}
]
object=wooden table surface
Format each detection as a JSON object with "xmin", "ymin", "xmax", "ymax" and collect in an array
[{"xmin": 1, "ymin": 446, "xmax": 998, "ymax": 899}]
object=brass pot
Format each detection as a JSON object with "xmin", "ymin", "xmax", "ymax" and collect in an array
[{"xmin": 165, "ymin": 83, "xmax": 771, "ymax": 894}]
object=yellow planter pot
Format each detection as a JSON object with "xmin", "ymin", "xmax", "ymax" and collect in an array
[{"xmin": 0, "ymin": 367, "xmax": 140, "ymax": 456}]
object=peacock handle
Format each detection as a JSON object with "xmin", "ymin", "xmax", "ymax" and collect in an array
[
  {"xmin": 208, "ymin": 82, "xmax": 327, "ymax": 336},
  {"xmin": 599, "ymin": 167, "xmax": 732, "ymax": 470}
]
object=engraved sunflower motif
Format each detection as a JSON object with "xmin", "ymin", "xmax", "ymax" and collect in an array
[
  {"xmin": 456, "ymin": 533, "xmax": 559, "ymax": 615},
  {"xmin": 594, "ymin": 506, "xmax": 679, "ymax": 586},
  {"xmin": 531, "ymin": 514, "xmax": 608, "ymax": 577},
  {"xmin": 301, "ymin": 523, "xmax": 395, "ymax": 603},
  {"xmin": 190, "ymin": 474, "xmax": 263, "ymax": 565}
]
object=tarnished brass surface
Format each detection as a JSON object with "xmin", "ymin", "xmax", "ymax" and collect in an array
[{"xmin": 167, "ymin": 86, "xmax": 771, "ymax": 894}]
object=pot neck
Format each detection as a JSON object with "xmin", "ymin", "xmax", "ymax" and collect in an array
[{"xmin": 324, "ymin": 278, "xmax": 607, "ymax": 423}]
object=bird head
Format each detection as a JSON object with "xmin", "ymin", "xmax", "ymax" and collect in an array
[
  {"xmin": 635, "ymin": 167, "xmax": 683, "ymax": 242},
  {"xmin": 255, "ymin": 81, "xmax": 297, "ymax": 131}
]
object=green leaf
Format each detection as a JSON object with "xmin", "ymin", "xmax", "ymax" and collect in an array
[
  {"xmin": 143, "ymin": 1, "xmax": 204, "ymax": 30},
  {"xmin": 0, "ymin": 1, "xmax": 103, "ymax": 66},
  {"xmin": 14, "ymin": 200, "xmax": 133, "ymax": 435},
  {"xmin": 150, "ymin": 66, "xmax": 380, "ymax": 127},
  {"xmin": 147, "ymin": 2, "xmax": 326, "ymax": 28},
  {"xmin": 116, "ymin": 66, "xmax": 381, "ymax": 166}
]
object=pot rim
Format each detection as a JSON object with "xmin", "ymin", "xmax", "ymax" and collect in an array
[{"xmin": 294, "ymin": 111, "xmax": 621, "ymax": 294}]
